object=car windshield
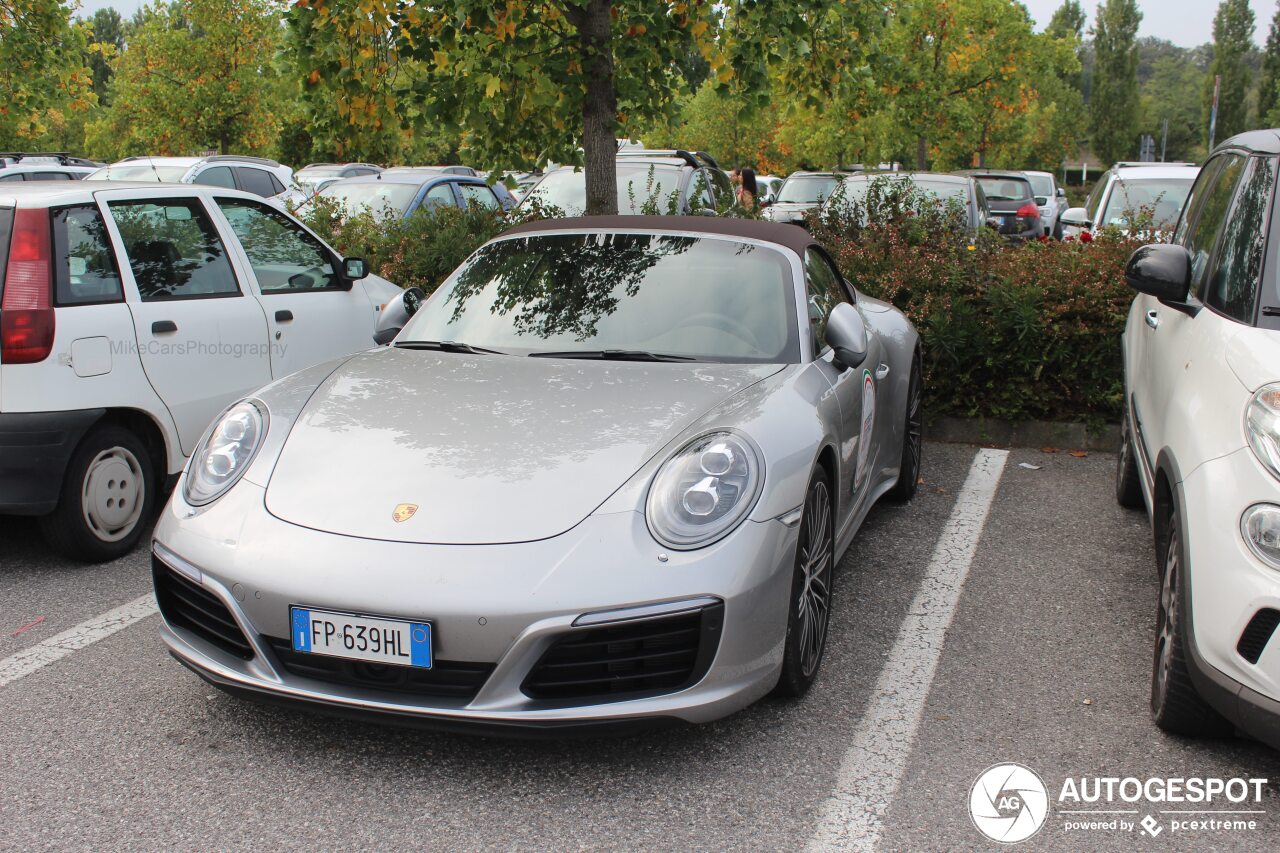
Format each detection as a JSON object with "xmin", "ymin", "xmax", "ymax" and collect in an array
[
  {"xmin": 523, "ymin": 165, "xmax": 684, "ymax": 215},
  {"xmin": 838, "ymin": 177, "xmax": 967, "ymax": 206},
  {"xmin": 1025, "ymin": 174, "xmax": 1054, "ymax": 196},
  {"xmin": 89, "ymin": 163, "xmax": 191, "ymax": 182},
  {"xmin": 1100, "ymin": 178, "xmax": 1194, "ymax": 229},
  {"xmin": 402, "ymin": 232, "xmax": 798, "ymax": 362},
  {"xmin": 777, "ymin": 176, "xmax": 838, "ymax": 203},
  {"xmin": 319, "ymin": 181, "xmax": 417, "ymax": 220},
  {"xmin": 296, "ymin": 167, "xmax": 345, "ymax": 191},
  {"xmin": 974, "ymin": 177, "xmax": 1031, "ymax": 201}
]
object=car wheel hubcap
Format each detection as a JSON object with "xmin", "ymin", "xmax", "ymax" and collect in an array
[
  {"xmin": 81, "ymin": 446, "xmax": 145, "ymax": 542},
  {"xmin": 1153, "ymin": 528, "xmax": 1179, "ymax": 707},
  {"xmin": 797, "ymin": 480, "xmax": 833, "ymax": 678}
]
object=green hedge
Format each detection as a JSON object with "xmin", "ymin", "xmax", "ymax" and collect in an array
[{"xmin": 306, "ymin": 181, "xmax": 1142, "ymax": 424}]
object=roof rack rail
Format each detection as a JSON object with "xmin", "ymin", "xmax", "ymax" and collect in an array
[
  {"xmin": 1113, "ymin": 161, "xmax": 1198, "ymax": 168},
  {"xmin": 617, "ymin": 148, "xmax": 708, "ymax": 170},
  {"xmin": 205, "ymin": 154, "xmax": 282, "ymax": 167},
  {"xmin": 0, "ymin": 152, "xmax": 99, "ymax": 167}
]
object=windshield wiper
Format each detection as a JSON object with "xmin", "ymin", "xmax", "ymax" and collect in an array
[
  {"xmin": 529, "ymin": 349, "xmax": 696, "ymax": 362},
  {"xmin": 394, "ymin": 340, "xmax": 506, "ymax": 355}
]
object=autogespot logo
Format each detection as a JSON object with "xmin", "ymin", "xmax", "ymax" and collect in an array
[{"xmin": 969, "ymin": 763, "xmax": 1051, "ymax": 844}]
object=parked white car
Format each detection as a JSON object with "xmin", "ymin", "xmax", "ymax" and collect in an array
[
  {"xmin": 0, "ymin": 153, "xmax": 99, "ymax": 183},
  {"xmin": 1062, "ymin": 162, "xmax": 1199, "ymax": 240},
  {"xmin": 1022, "ymin": 170, "xmax": 1068, "ymax": 238},
  {"xmin": 1117, "ymin": 130, "xmax": 1280, "ymax": 749},
  {"xmin": 87, "ymin": 156, "xmax": 296, "ymax": 204},
  {"xmin": 0, "ymin": 182, "xmax": 398, "ymax": 561}
]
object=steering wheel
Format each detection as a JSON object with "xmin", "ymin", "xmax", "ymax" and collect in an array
[{"xmin": 673, "ymin": 312, "xmax": 764, "ymax": 350}]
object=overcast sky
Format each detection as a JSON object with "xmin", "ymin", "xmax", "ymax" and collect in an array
[
  {"xmin": 1023, "ymin": 0, "xmax": 1275, "ymax": 47},
  {"xmin": 77, "ymin": 0, "xmax": 1276, "ymax": 49}
]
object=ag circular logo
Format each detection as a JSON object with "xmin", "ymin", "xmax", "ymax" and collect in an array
[{"xmin": 968, "ymin": 763, "xmax": 1050, "ymax": 844}]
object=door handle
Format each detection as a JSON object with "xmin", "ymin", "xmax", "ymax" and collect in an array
[
  {"xmin": 275, "ymin": 310, "xmax": 294, "ymax": 323},
  {"xmin": 875, "ymin": 363, "xmax": 890, "ymax": 380},
  {"xmin": 1145, "ymin": 310, "xmax": 1160, "ymax": 330},
  {"xmin": 151, "ymin": 320, "xmax": 177, "ymax": 334}
]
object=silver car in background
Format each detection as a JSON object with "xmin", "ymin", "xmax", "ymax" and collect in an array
[
  {"xmin": 151, "ymin": 216, "xmax": 921, "ymax": 733},
  {"xmin": 1023, "ymin": 170, "xmax": 1068, "ymax": 238}
]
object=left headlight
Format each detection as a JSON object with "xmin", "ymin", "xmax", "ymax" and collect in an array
[
  {"xmin": 183, "ymin": 399, "xmax": 267, "ymax": 506},
  {"xmin": 646, "ymin": 432, "xmax": 763, "ymax": 550},
  {"xmin": 1246, "ymin": 383, "xmax": 1280, "ymax": 483}
]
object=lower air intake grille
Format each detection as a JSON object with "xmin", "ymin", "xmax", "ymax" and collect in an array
[
  {"xmin": 265, "ymin": 638, "xmax": 493, "ymax": 701},
  {"xmin": 1237, "ymin": 608, "xmax": 1280, "ymax": 664},
  {"xmin": 522, "ymin": 602, "xmax": 724, "ymax": 703},
  {"xmin": 152, "ymin": 555, "xmax": 254, "ymax": 660}
]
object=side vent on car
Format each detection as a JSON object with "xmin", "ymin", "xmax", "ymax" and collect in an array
[
  {"xmin": 153, "ymin": 555, "xmax": 254, "ymax": 660},
  {"xmin": 1237, "ymin": 608, "xmax": 1280, "ymax": 664}
]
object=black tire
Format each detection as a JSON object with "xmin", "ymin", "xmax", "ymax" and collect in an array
[
  {"xmin": 1150, "ymin": 514, "xmax": 1233, "ymax": 738},
  {"xmin": 1115, "ymin": 404, "xmax": 1144, "ymax": 509},
  {"xmin": 885, "ymin": 354, "xmax": 922, "ymax": 502},
  {"xmin": 774, "ymin": 468, "xmax": 836, "ymax": 698},
  {"xmin": 39, "ymin": 424, "xmax": 155, "ymax": 563}
]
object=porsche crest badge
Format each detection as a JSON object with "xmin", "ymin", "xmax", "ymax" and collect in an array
[{"xmin": 391, "ymin": 503, "xmax": 418, "ymax": 523}]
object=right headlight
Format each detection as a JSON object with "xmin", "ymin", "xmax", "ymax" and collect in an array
[
  {"xmin": 1246, "ymin": 383, "xmax": 1280, "ymax": 483},
  {"xmin": 183, "ymin": 399, "xmax": 267, "ymax": 506},
  {"xmin": 645, "ymin": 431, "xmax": 763, "ymax": 550}
]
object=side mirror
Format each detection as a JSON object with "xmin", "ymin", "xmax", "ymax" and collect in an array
[
  {"xmin": 1057, "ymin": 187, "xmax": 1068, "ymax": 198},
  {"xmin": 1035, "ymin": 196, "xmax": 1049, "ymax": 206},
  {"xmin": 1125, "ymin": 244, "xmax": 1193, "ymax": 307},
  {"xmin": 824, "ymin": 302, "xmax": 868, "ymax": 370},
  {"xmin": 1061, "ymin": 207, "xmax": 1091, "ymax": 229},
  {"xmin": 760, "ymin": 198, "xmax": 773, "ymax": 208},
  {"xmin": 344, "ymin": 257, "xmax": 369, "ymax": 280},
  {"xmin": 373, "ymin": 286, "xmax": 426, "ymax": 345}
]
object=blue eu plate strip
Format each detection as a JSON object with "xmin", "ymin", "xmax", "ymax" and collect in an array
[
  {"xmin": 292, "ymin": 608, "xmax": 311, "ymax": 652},
  {"xmin": 410, "ymin": 623, "xmax": 433, "ymax": 668}
]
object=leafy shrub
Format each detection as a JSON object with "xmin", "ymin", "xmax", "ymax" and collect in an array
[{"xmin": 811, "ymin": 177, "xmax": 1145, "ymax": 423}]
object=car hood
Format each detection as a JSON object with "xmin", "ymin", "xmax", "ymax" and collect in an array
[
  {"xmin": 1227, "ymin": 326, "xmax": 1280, "ymax": 392},
  {"xmin": 264, "ymin": 347, "xmax": 783, "ymax": 544},
  {"xmin": 763, "ymin": 203, "xmax": 813, "ymax": 220}
]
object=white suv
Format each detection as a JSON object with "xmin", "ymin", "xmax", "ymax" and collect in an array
[
  {"xmin": 87, "ymin": 156, "xmax": 295, "ymax": 203},
  {"xmin": 1062, "ymin": 162, "xmax": 1200, "ymax": 239},
  {"xmin": 1118, "ymin": 130, "xmax": 1280, "ymax": 748},
  {"xmin": 0, "ymin": 182, "xmax": 399, "ymax": 561}
]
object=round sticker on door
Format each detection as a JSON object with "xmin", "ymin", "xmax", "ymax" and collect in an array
[{"xmin": 857, "ymin": 368, "xmax": 876, "ymax": 487}]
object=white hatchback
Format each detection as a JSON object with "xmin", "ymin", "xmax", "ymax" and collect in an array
[
  {"xmin": 1118, "ymin": 130, "xmax": 1280, "ymax": 749},
  {"xmin": 0, "ymin": 182, "xmax": 399, "ymax": 560}
]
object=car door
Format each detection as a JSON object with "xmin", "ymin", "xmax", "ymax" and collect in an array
[
  {"xmin": 805, "ymin": 248, "xmax": 882, "ymax": 515},
  {"xmin": 213, "ymin": 196, "xmax": 374, "ymax": 378},
  {"xmin": 101, "ymin": 192, "xmax": 272, "ymax": 455},
  {"xmin": 1134, "ymin": 152, "xmax": 1247, "ymax": 464}
]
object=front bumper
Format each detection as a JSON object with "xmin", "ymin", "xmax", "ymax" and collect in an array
[
  {"xmin": 0, "ymin": 408, "xmax": 104, "ymax": 514},
  {"xmin": 1181, "ymin": 448, "xmax": 1280, "ymax": 747},
  {"xmin": 152, "ymin": 481, "xmax": 799, "ymax": 731}
]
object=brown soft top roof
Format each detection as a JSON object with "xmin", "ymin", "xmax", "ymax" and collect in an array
[{"xmin": 498, "ymin": 215, "xmax": 819, "ymax": 256}]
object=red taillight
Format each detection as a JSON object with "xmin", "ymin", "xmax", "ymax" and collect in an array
[
  {"xmin": 1015, "ymin": 202, "xmax": 1040, "ymax": 219},
  {"xmin": 1, "ymin": 207, "xmax": 55, "ymax": 364}
]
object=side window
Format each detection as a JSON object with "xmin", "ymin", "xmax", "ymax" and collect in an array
[
  {"xmin": 108, "ymin": 199, "xmax": 240, "ymax": 301},
  {"xmin": 688, "ymin": 169, "xmax": 714, "ymax": 212},
  {"xmin": 1181, "ymin": 153, "xmax": 1246, "ymax": 295},
  {"xmin": 1173, "ymin": 157, "xmax": 1224, "ymax": 245},
  {"xmin": 1204, "ymin": 156, "xmax": 1276, "ymax": 323},
  {"xmin": 31, "ymin": 172, "xmax": 71, "ymax": 181},
  {"xmin": 216, "ymin": 198, "xmax": 336, "ymax": 292},
  {"xmin": 192, "ymin": 166, "xmax": 236, "ymax": 189},
  {"xmin": 457, "ymin": 183, "xmax": 499, "ymax": 210},
  {"xmin": 1085, "ymin": 178, "xmax": 1107, "ymax": 222},
  {"xmin": 805, "ymin": 248, "xmax": 851, "ymax": 351},
  {"xmin": 0, "ymin": 173, "xmax": 25, "ymax": 182},
  {"xmin": 423, "ymin": 183, "xmax": 456, "ymax": 209},
  {"xmin": 52, "ymin": 205, "xmax": 123, "ymax": 305},
  {"xmin": 236, "ymin": 167, "xmax": 278, "ymax": 198}
]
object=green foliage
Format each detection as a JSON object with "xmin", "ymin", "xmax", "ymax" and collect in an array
[
  {"xmin": 86, "ymin": 8, "xmax": 124, "ymax": 106},
  {"xmin": 811, "ymin": 177, "xmax": 1140, "ymax": 422},
  {"xmin": 84, "ymin": 0, "xmax": 284, "ymax": 159},
  {"xmin": 0, "ymin": 0, "xmax": 96, "ymax": 143},
  {"xmin": 1206, "ymin": 0, "xmax": 1256, "ymax": 146},
  {"xmin": 1261, "ymin": 6, "xmax": 1280, "ymax": 124},
  {"xmin": 1139, "ymin": 43, "xmax": 1210, "ymax": 163},
  {"xmin": 1091, "ymin": 0, "xmax": 1143, "ymax": 165}
]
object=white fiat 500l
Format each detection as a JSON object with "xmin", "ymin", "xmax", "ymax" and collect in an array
[{"xmin": 1118, "ymin": 130, "xmax": 1280, "ymax": 749}]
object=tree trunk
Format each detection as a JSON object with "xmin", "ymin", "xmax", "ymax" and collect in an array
[
  {"xmin": 577, "ymin": 0, "xmax": 618, "ymax": 216},
  {"xmin": 915, "ymin": 136, "xmax": 927, "ymax": 171}
]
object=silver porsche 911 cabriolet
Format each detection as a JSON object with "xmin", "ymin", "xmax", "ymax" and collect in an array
[{"xmin": 152, "ymin": 216, "xmax": 921, "ymax": 733}]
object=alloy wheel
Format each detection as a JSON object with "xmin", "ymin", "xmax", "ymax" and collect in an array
[{"xmin": 797, "ymin": 479, "xmax": 833, "ymax": 678}]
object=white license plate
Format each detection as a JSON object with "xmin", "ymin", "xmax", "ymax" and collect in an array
[{"xmin": 290, "ymin": 606, "xmax": 432, "ymax": 668}]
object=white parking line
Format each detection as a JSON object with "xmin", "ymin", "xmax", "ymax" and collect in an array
[
  {"xmin": 0, "ymin": 594, "xmax": 157, "ymax": 688},
  {"xmin": 806, "ymin": 448, "xmax": 1010, "ymax": 853}
]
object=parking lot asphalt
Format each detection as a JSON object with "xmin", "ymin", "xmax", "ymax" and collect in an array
[{"xmin": 2, "ymin": 441, "xmax": 1279, "ymax": 852}]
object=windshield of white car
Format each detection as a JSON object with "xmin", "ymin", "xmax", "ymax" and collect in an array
[
  {"xmin": 1025, "ymin": 174, "xmax": 1054, "ymax": 196},
  {"xmin": 522, "ymin": 165, "xmax": 684, "ymax": 215},
  {"xmin": 401, "ymin": 232, "xmax": 800, "ymax": 363},
  {"xmin": 777, "ymin": 176, "xmax": 838, "ymax": 203},
  {"xmin": 89, "ymin": 163, "xmax": 191, "ymax": 182},
  {"xmin": 1100, "ymin": 178, "xmax": 1194, "ymax": 229},
  {"xmin": 318, "ymin": 181, "xmax": 417, "ymax": 219}
]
